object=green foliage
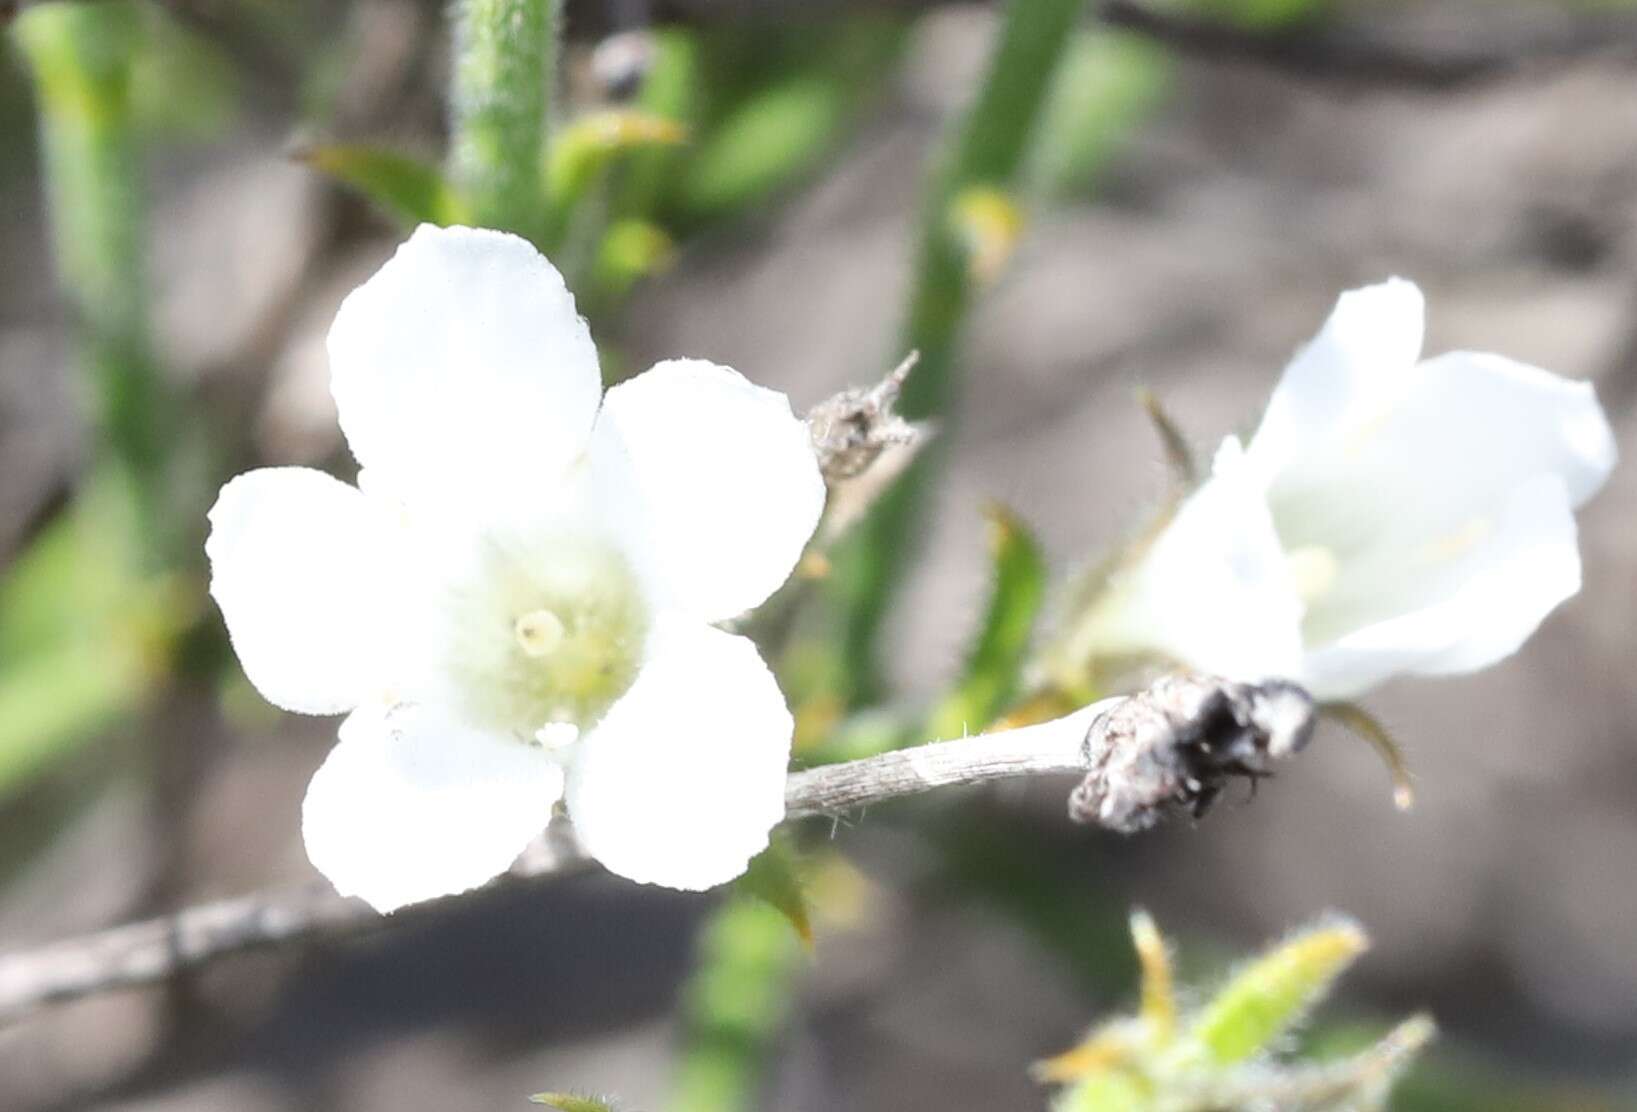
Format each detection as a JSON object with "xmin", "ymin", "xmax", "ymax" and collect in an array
[
  {"xmin": 1185, "ymin": 917, "xmax": 1368, "ymax": 1066},
  {"xmin": 0, "ymin": 478, "xmax": 175, "ymax": 799},
  {"xmin": 544, "ymin": 110, "xmax": 686, "ymax": 213},
  {"xmin": 611, "ymin": 29, "xmax": 700, "ymax": 222},
  {"xmin": 734, "ymin": 833, "xmax": 814, "ymax": 948},
  {"xmin": 670, "ymin": 895, "xmax": 804, "ymax": 1112},
  {"xmin": 528, "ymin": 1094, "xmax": 620, "ymax": 1112},
  {"xmin": 823, "ymin": 0, "xmax": 1086, "ymax": 708},
  {"xmin": 675, "ymin": 74, "xmax": 847, "ymax": 219},
  {"xmin": 1033, "ymin": 31, "xmax": 1171, "ymax": 200},
  {"xmin": 126, "ymin": 6, "xmax": 237, "ymax": 139},
  {"xmin": 297, "ymin": 144, "xmax": 465, "ymax": 228},
  {"xmin": 927, "ymin": 504, "xmax": 1048, "ymax": 739},
  {"xmin": 14, "ymin": 1, "xmax": 169, "ymax": 503},
  {"xmin": 668, "ymin": 17, "xmax": 904, "ymax": 224},
  {"xmin": 1043, "ymin": 913, "xmax": 1432, "ymax": 1112}
]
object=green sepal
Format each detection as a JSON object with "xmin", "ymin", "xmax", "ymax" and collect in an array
[
  {"xmin": 1184, "ymin": 917, "xmax": 1368, "ymax": 1066},
  {"xmin": 733, "ymin": 832, "xmax": 813, "ymax": 949}
]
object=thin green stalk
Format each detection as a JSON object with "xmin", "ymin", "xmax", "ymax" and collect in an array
[
  {"xmin": 15, "ymin": 2, "xmax": 172, "ymax": 548},
  {"xmin": 447, "ymin": 0, "xmax": 555, "ymax": 236},
  {"xmin": 824, "ymin": 0, "xmax": 1084, "ymax": 705}
]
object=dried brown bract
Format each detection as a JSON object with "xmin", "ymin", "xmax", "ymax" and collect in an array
[
  {"xmin": 1070, "ymin": 674, "xmax": 1316, "ymax": 833},
  {"xmin": 806, "ymin": 351, "xmax": 924, "ymax": 483}
]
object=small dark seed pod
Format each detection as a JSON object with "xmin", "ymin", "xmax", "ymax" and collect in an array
[{"xmin": 1069, "ymin": 674, "xmax": 1316, "ymax": 833}]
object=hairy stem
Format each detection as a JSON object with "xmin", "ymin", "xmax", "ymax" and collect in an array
[{"xmin": 447, "ymin": 0, "xmax": 555, "ymax": 235}]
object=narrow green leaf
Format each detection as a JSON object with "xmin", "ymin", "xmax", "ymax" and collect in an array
[
  {"xmin": 927, "ymin": 504, "xmax": 1047, "ymax": 739},
  {"xmin": 733, "ymin": 833, "xmax": 813, "ymax": 948},
  {"xmin": 296, "ymin": 144, "xmax": 464, "ymax": 229},
  {"xmin": 528, "ymin": 1094, "xmax": 619, "ymax": 1112},
  {"xmin": 1186, "ymin": 917, "xmax": 1369, "ymax": 1066}
]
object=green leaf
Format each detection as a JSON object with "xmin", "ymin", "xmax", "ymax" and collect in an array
[
  {"xmin": 1185, "ymin": 917, "xmax": 1368, "ymax": 1066},
  {"xmin": 528, "ymin": 1095, "xmax": 619, "ymax": 1112},
  {"xmin": 676, "ymin": 74, "xmax": 846, "ymax": 219},
  {"xmin": 296, "ymin": 144, "xmax": 464, "ymax": 228},
  {"xmin": 927, "ymin": 504, "xmax": 1047, "ymax": 739},
  {"xmin": 733, "ymin": 833, "xmax": 813, "ymax": 948}
]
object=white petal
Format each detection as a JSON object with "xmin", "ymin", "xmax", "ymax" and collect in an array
[
  {"xmin": 302, "ymin": 703, "xmax": 565, "ymax": 913},
  {"xmin": 1246, "ymin": 278, "xmax": 1425, "ymax": 481},
  {"xmin": 1385, "ymin": 351, "xmax": 1616, "ymax": 509},
  {"xmin": 1087, "ymin": 438, "xmax": 1305, "ymax": 683},
  {"xmin": 567, "ymin": 616, "xmax": 792, "ymax": 890},
  {"xmin": 1273, "ymin": 350, "xmax": 1614, "ymax": 654},
  {"xmin": 1298, "ymin": 475, "xmax": 1583, "ymax": 700},
  {"xmin": 206, "ymin": 467, "xmax": 395, "ymax": 714},
  {"xmin": 589, "ymin": 359, "xmax": 824, "ymax": 622},
  {"xmin": 327, "ymin": 225, "xmax": 602, "ymax": 505}
]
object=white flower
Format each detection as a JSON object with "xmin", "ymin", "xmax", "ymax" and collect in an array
[
  {"xmin": 206, "ymin": 225, "xmax": 824, "ymax": 912},
  {"xmin": 1071, "ymin": 278, "xmax": 1617, "ymax": 701}
]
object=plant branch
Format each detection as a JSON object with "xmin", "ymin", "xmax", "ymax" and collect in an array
[{"xmin": 0, "ymin": 675, "xmax": 1316, "ymax": 1025}]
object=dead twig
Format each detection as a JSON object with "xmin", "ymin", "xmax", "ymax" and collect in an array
[{"xmin": 0, "ymin": 674, "xmax": 1316, "ymax": 1024}]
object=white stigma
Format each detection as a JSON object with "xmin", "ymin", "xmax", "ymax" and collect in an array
[{"xmin": 514, "ymin": 608, "xmax": 566, "ymax": 658}]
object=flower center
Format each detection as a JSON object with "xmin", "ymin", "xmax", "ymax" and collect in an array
[
  {"xmin": 443, "ymin": 533, "xmax": 650, "ymax": 743},
  {"xmin": 514, "ymin": 609, "xmax": 566, "ymax": 657},
  {"xmin": 1285, "ymin": 545, "xmax": 1339, "ymax": 604}
]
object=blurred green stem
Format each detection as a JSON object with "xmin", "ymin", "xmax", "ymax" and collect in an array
[
  {"xmin": 447, "ymin": 0, "xmax": 554, "ymax": 236},
  {"xmin": 825, "ymin": 0, "xmax": 1083, "ymax": 705},
  {"xmin": 15, "ymin": 2, "xmax": 173, "ymax": 553},
  {"xmin": 669, "ymin": 896, "xmax": 804, "ymax": 1112}
]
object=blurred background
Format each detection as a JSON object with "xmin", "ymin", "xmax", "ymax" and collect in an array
[{"xmin": 3, "ymin": 0, "xmax": 1636, "ymax": 1108}]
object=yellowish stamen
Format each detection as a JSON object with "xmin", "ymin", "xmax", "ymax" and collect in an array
[
  {"xmin": 1423, "ymin": 517, "xmax": 1491, "ymax": 564},
  {"xmin": 1286, "ymin": 545, "xmax": 1340, "ymax": 604},
  {"xmin": 514, "ymin": 609, "xmax": 566, "ymax": 658}
]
